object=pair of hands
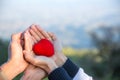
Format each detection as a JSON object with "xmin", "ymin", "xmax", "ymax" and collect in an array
[{"xmin": 1, "ymin": 25, "xmax": 67, "ymax": 80}]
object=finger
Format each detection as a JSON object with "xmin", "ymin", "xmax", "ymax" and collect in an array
[
  {"xmin": 24, "ymin": 50, "xmax": 34, "ymax": 61},
  {"xmin": 28, "ymin": 74, "xmax": 37, "ymax": 80},
  {"xmin": 24, "ymin": 31, "xmax": 32, "ymax": 51},
  {"xmin": 22, "ymin": 65, "xmax": 35, "ymax": 80},
  {"xmin": 29, "ymin": 26, "xmax": 41, "ymax": 42},
  {"xmin": 27, "ymin": 31, "xmax": 36, "ymax": 45},
  {"xmin": 30, "ymin": 25, "xmax": 45, "ymax": 39},
  {"xmin": 23, "ymin": 51, "xmax": 38, "ymax": 66},
  {"xmin": 36, "ymin": 25, "xmax": 51, "ymax": 40},
  {"xmin": 21, "ymin": 27, "xmax": 30, "ymax": 45},
  {"xmin": 26, "ymin": 28, "xmax": 37, "ymax": 44},
  {"xmin": 11, "ymin": 32, "xmax": 22, "ymax": 42},
  {"xmin": 31, "ymin": 36, "xmax": 37, "ymax": 44},
  {"xmin": 48, "ymin": 32, "xmax": 63, "ymax": 52},
  {"xmin": 24, "ymin": 51, "xmax": 49, "ymax": 67},
  {"xmin": 47, "ymin": 32, "xmax": 56, "ymax": 41},
  {"xmin": 29, "ymin": 69, "xmax": 46, "ymax": 80},
  {"xmin": 52, "ymin": 33, "xmax": 57, "ymax": 41}
]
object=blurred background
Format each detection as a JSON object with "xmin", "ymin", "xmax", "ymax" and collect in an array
[{"xmin": 0, "ymin": 0, "xmax": 120, "ymax": 80}]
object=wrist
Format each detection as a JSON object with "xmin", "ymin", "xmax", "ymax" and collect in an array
[
  {"xmin": 47, "ymin": 62, "xmax": 58, "ymax": 74},
  {"xmin": 1, "ymin": 60, "xmax": 21, "ymax": 80},
  {"xmin": 38, "ymin": 68, "xmax": 47, "ymax": 79},
  {"xmin": 55, "ymin": 52, "xmax": 67, "ymax": 67},
  {"xmin": 60, "ymin": 53, "xmax": 67, "ymax": 64}
]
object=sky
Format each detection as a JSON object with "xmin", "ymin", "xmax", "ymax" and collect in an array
[{"xmin": 0, "ymin": 0, "xmax": 120, "ymax": 47}]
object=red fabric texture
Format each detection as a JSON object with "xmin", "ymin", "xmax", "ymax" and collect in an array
[{"xmin": 33, "ymin": 39, "xmax": 54, "ymax": 57}]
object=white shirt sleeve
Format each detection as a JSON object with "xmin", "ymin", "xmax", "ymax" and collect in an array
[{"xmin": 73, "ymin": 68, "xmax": 93, "ymax": 80}]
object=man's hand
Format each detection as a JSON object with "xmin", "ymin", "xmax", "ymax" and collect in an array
[
  {"xmin": 21, "ymin": 65, "xmax": 46, "ymax": 80},
  {"xmin": 29, "ymin": 24, "xmax": 67, "ymax": 67},
  {"xmin": 22, "ymin": 25, "xmax": 58, "ymax": 75},
  {"xmin": 21, "ymin": 30, "xmax": 47, "ymax": 80}
]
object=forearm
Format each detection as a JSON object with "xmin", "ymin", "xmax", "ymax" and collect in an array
[
  {"xmin": 0, "ymin": 67, "xmax": 8, "ymax": 80},
  {"xmin": 62, "ymin": 58, "xmax": 79, "ymax": 78},
  {"xmin": 1, "ymin": 61, "xmax": 21, "ymax": 80},
  {"xmin": 63, "ymin": 58, "xmax": 93, "ymax": 80},
  {"xmin": 0, "ymin": 74, "xmax": 7, "ymax": 80}
]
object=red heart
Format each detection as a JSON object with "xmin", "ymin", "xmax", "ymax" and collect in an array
[{"xmin": 33, "ymin": 39, "xmax": 54, "ymax": 57}]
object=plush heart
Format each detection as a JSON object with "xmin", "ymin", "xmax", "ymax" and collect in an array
[{"xmin": 33, "ymin": 39, "xmax": 54, "ymax": 57}]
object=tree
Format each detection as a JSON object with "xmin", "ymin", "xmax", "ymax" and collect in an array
[
  {"xmin": 90, "ymin": 26, "xmax": 120, "ymax": 80},
  {"xmin": 0, "ymin": 38, "xmax": 8, "ymax": 65}
]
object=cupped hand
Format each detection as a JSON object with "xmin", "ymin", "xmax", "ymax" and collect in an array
[
  {"xmin": 22, "ymin": 30, "xmax": 58, "ymax": 74},
  {"xmin": 21, "ymin": 64, "xmax": 46, "ymax": 80},
  {"xmin": 29, "ymin": 24, "xmax": 67, "ymax": 67},
  {"xmin": 24, "ymin": 50, "xmax": 58, "ymax": 74},
  {"xmin": 1, "ymin": 33, "xmax": 28, "ymax": 80}
]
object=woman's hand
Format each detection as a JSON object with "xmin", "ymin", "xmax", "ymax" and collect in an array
[
  {"xmin": 22, "ymin": 30, "xmax": 58, "ymax": 74},
  {"xmin": 1, "ymin": 33, "xmax": 28, "ymax": 80},
  {"xmin": 29, "ymin": 24, "xmax": 67, "ymax": 67},
  {"xmin": 24, "ymin": 50, "xmax": 58, "ymax": 74},
  {"xmin": 21, "ymin": 64, "xmax": 46, "ymax": 80}
]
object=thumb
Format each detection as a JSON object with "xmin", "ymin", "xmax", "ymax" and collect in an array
[
  {"xmin": 11, "ymin": 32, "xmax": 22, "ymax": 41},
  {"xmin": 23, "ymin": 51, "xmax": 50, "ymax": 67},
  {"xmin": 24, "ymin": 30, "xmax": 32, "ymax": 51},
  {"xmin": 23, "ymin": 51, "xmax": 36, "ymax": 65}
]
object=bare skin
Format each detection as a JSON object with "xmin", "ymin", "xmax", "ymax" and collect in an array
[
  {"xmin": 0, "ymin": 24, "xmax": 67, "ymax": 80},
  {"xmin": 21, "ymin": 24, "xmax": 67, "ymax": 80},
  {"xmin": 1, "ymin": 33, "xmax": 28, "ymax": 80},
  {"xmin": 23, "ymin": 30, "xmax": 58, "ymax": 74},
  {"xmin": 29, "ymin": 25, "xmax": 67, "ymax": 67},
  {"xmin": 21, "ymin": 30, "xmax": 47, "ymax": 80}
]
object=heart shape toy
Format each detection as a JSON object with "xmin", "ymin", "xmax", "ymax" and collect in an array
[{"xmin": 33, "ymin": 39, "xmax": 54, "ymax": 57}]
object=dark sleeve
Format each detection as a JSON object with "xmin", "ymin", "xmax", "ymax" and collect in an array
[
  {"xmin": 62, "ymin": 58, "xmax": 79, "ymax": 78},
  {"xmin": 48, "ymin": 67, "xmax": 72, "ymax": 80}
]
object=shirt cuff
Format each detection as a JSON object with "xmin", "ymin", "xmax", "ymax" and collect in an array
[
  {"xmin": 73, "ymin": 68, "xmax": 93, "ymax": 80},
  {"xmin": 48, "ymin": 67, "xmax": 72, "ymax": 80},
  {"xmin": 62, "ymin": 58, "xmax": 79, "ymax": 78}
]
